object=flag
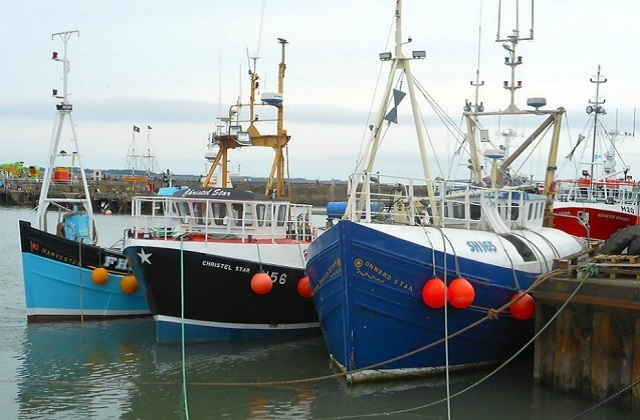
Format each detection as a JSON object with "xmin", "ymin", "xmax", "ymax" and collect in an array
[
  {"xmin": 133, "ymin": 126, "xmax": 140, "ymax": 133},
  {"xmin": 148, "ymin": 125, "xmax": 152, "ymax": 130}
]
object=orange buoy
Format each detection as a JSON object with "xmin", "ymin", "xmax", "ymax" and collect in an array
[
  {"xmin": 251, "ymin": 271, "xmax": 273, "ymax": 295},
  {"xmin": 297, "ymin": 276, "xmax": 312, "ymax": 298},
  {"xmin": 447, "ymin": 278, "xmax": 475, "ymax": 309},
  {"xmin": 421, "ymin": 277, "xmax": 446, "ymax": 309},
  {"xmin": 120, "ymin": 275, "xmax": 139, "ymax": 295},
  {"xmin": 91, "ymin": 267, "xmax": 109, "ymax": 285},
  {"xmin": 509, "ymin": 293, "xmax": 535, "ymax": 320}
]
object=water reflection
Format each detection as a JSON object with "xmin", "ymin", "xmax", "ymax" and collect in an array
[
  {"xmin": 17, "ymin": 319, "xmax": 153, "ymax": 419},
  {"xmin": 14, "ymin": 310, "xmax": 638, "ymax": 419}
]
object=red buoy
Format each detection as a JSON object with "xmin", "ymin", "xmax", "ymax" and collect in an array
[
  {"xmin": 421, "ymin": 277, "xmax": 446, "ymax": 309},
  {"xmin": 297, "ymin": 276, "xmax": 312, "ymax": 298},
  {"xmin": 447, "ymin": 278, "xmax": 475, "ymax": 309},
  {"xmin": 509, "ymin": 293, "xmax": 535, "ymax": 320},
  {"xmin": 251, "ymin": 271, "xmax": 273, "ymax": 295}
]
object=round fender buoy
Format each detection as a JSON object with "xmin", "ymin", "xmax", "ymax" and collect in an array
[
  {"xmin": 297, "ymin": 276, "xmax": 312, "ymax": 298},
  {"xmin": 91, "ymin": 267, "xmax": 109, "ymax": 285},
  {"xmin": 447, "ymin": 278, "xmax": 475, "ymax": 309},
  {"xmin": 251, "ymin": 271, "xmax": 273, "ymax": 295},
  {"xmin": 421, "ymin": 277, "xmax": 446, "ymax": 309},
  {"xmin": 105, "ymin": 209, "xmax": 112, "ymax": 215},
  {"xmin": 510, "ymin": 293, "xmax": 535, "ymax": 320},
  {"xmin": 120, "ymin": 275, "xmax": 139, "ymax": 294}
]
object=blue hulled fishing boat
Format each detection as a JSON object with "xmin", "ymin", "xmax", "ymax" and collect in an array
[
  {"xmin": 20, "ymin": 31, "xmax": 149, "ymax": 320},
  {"xmin": 306, "ymin": 0, "xmax": 587, "ymax": 382}
]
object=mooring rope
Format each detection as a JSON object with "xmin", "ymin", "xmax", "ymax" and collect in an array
[
  {"xmin": 321, "ymin": 267, "xmax": 586, "ymax": 419},
  {"xmin": 78, "ymin": 239, "xmax": 84, "ymax": 323},
  {"xmin": 179, "ymin": 237, "xmax": 190, "ymax": 419},
  {"xmin": 436, "ymin": 228, "xmax": 452, "ymax": 420},
  {"xmin": 133, "ymin": 267, "xmax": 567, "ymax": 391},
  {"xmin": 569, "ymin": 376, "xmax": 640, "ymax": 419}
]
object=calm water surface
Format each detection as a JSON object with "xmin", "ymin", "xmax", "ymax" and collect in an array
[{"xmin": 0, "ymin": 207, "xmax": 634, "ymax": 419}]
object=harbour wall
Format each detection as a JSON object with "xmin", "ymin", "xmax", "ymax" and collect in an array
[
  {"xmin": 0, "ymin": 178, "xmax": 349, "ymax": 212},
  {"xmin": 534, "ymin": 253, "xmax": 640, "ymax": 413}
]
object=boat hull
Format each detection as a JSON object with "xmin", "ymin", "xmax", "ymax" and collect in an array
[
  {"xmin": 124, "ymin": 239, "xmax": 319, "ymax": 342},
  {"xmin": 552, "ymin": 201, "xmax": 638, "ymax": 240},
  {"xmin": 19, "ymin": 220, "xmax": 150, "ymax": 320},
  {"xmin": 306, "ymin": 220, "xmax": 583, "ymax": 382}
]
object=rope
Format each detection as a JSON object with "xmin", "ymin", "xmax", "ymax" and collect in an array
[
  {"xmin": 179, "ymin": 236, "xmax": 190, "ymax": 419},
  {"xmin": 568, "ymin": 376, "xmax": 640, "ymax": 419},
  {"xmin": 296, "ymin": 241, "xmax": 306, "ymax": 275},
  {"xmin": 576, "ymin": 262, "xmax": 600, "ymax": 278},
  {"xmin": 121, "ymin": 268, "xmax": 565, "ymax": 395},
  {"xmin": 256, "ymin": 243, "xmax": 263, "ymax": 271},
  {"xmin": 78, "ymin": 239, "xmax": 84, "ymax": 323},
  {"xmin": 493, "ymin": 234, "xmax": 521, "ymax": 289},
  {"xmin": 339, "ymin": 268, "xmax": 585, "ymax": 419}
]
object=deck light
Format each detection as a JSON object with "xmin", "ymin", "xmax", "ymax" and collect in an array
[
  {"xmin": 412, "ymin": 50, "xmax": 426, "ymax": 59},
  {"xmin": 379, "ymin": 52, "xmax": 392, "ymax": 61}
]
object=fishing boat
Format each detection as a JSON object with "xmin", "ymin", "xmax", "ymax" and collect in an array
[
  {"xmin": 306, "ymin": 0, "xmax": 587, "ymax": 382},
  {"xmin": 19, "ymin": 31, "xmax": 149, "ymax": 320},
  {"xmin": 552, "ymin": 66, "xmax": 640, "ymax": 240},
  {"xmin": 123, "ymin": 39, "xmax": 319, "ymax": 343}
]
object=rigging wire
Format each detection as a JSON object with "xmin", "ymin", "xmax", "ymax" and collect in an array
[
  {"xmin": 180, "ymin": 237, "xmax": 190, "ymax": 419},
  {"xmin": 354, "ymin": 14, "xmax": 396, "ymax": 170}
]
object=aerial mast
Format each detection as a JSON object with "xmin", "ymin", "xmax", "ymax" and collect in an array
[
  {"xmin": 586, "ymin": 65, "xmax": 607, "ymax": 192},
  {"xmin": 37, "ymin": 30, "xmax": 94, "ymax": 241}
]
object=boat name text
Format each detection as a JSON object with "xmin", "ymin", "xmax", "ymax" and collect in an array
[
  {"xmin": 184, "ymin": 188, "xmax": 231, "ymax": 197},
  {"xmin": 467, "ymin": 240, "xmax": 498, "ymax": 253},
  {"xmin": 354, "ymin": 258, "xmax": 414, "ymax": 292},
  {"xmin": 103, "ymin": 255, "xmax": 129, "ymax": 270},
  {"xmin": 317, "ymin": 258, "xmax": 342, "ymax": 286}
]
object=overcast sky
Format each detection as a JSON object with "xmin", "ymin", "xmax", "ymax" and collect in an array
[{"xmin": 1, "ymin": 0, "xmax": 638, "ymax": 180}]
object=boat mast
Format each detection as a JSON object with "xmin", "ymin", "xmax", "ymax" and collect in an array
[
  {"xmin": 202, "ymin": 39, "xmax": 290, "ymax": 198},
  {"xmin": 587, "ymin": 65, "xmax": 606, "ymax": 190},
  {"xmin": 344, "ymin": 0, "xmax": 439, "ymax": 224},
  {"xmin": 37, "ymin": 30, "xmax": 94, "ymax": 239},
  {"xmin": 463, "ymin": 1, "xmax": 487, "ymax": 185}
]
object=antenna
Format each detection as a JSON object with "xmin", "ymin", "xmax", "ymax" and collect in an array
[
  {"xmin": 38, "ymin": 30, "xmax": 94, "ymax": 238},
  {"xmin": 496, "ymin": 0, "xmax": 534, "ymax": 112},
  {"xmin": 586, "ymin": 65, "xmax": 607, "ymax": 185},
  {"xmin": 246, "ymin": 47, "xmax": 252, "ymax": 74},
  {"xmin": 466, "ymin": 0, "xmax": 485, "ymax": 114},
  {"xmin": 255, "ymin": 0, "xmax": 267, "ymax": 58}
]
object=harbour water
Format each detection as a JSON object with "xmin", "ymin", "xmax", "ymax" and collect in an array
[{"xmin": 0, "ymin": 207, "xmax": 634, "ymax": 419}]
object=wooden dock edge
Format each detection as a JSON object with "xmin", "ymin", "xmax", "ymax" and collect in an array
[{"xmin": 533, "ymin": 245, "xmax": 640, "ymax": 413}]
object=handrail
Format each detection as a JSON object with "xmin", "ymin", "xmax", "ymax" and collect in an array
[
  {"xmin": 345, "ymin": 172, "xmax": 547, "ymax": 230},
  {"xmin": 128, "ymin": 196, "xmax": 314, "ymax": 243}
]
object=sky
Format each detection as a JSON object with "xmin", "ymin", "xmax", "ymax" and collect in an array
[{"xmin": 1, "ymin": 0, "xmax": 639, "ymax": 181}]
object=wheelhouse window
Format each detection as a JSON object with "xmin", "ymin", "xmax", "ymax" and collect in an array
[
  {"xmin": 193, "ymin": 201, "xmax": 210, "ymax": 225},
  {"xmin": 177, "ymin": 201, "xmax": 192, "ymax": 224},
  {"xmin": 232, "ymin": 202, "xmax": 253, "ymax": 227},
  {"xmin": 210, "ymin": 202, "xmax": 227, "ymax": 226},
  {"xmin": 276, "ymin": 204, "xmax": 287, "ymax": 226},
  {"xmin": 256, "ymin": 204, "xmax": 273, "ymax": 227},
  {"xmin": 509, "ymin": 204, "xmax": 519, "ymax": 221}
]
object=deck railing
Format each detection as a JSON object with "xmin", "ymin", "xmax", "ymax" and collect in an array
[
  {"xmin": 346, "ymin": 172, "xmax": 547, "ymax": 231},
  {"xmin": 128, "ymin": 196, "xmax": 314, "ymax": 243}
]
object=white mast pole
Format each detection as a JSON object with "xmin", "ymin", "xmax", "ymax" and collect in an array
[{"xmin": 344, "ymin": 0, "xmax": 438, "ymax": 223}]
